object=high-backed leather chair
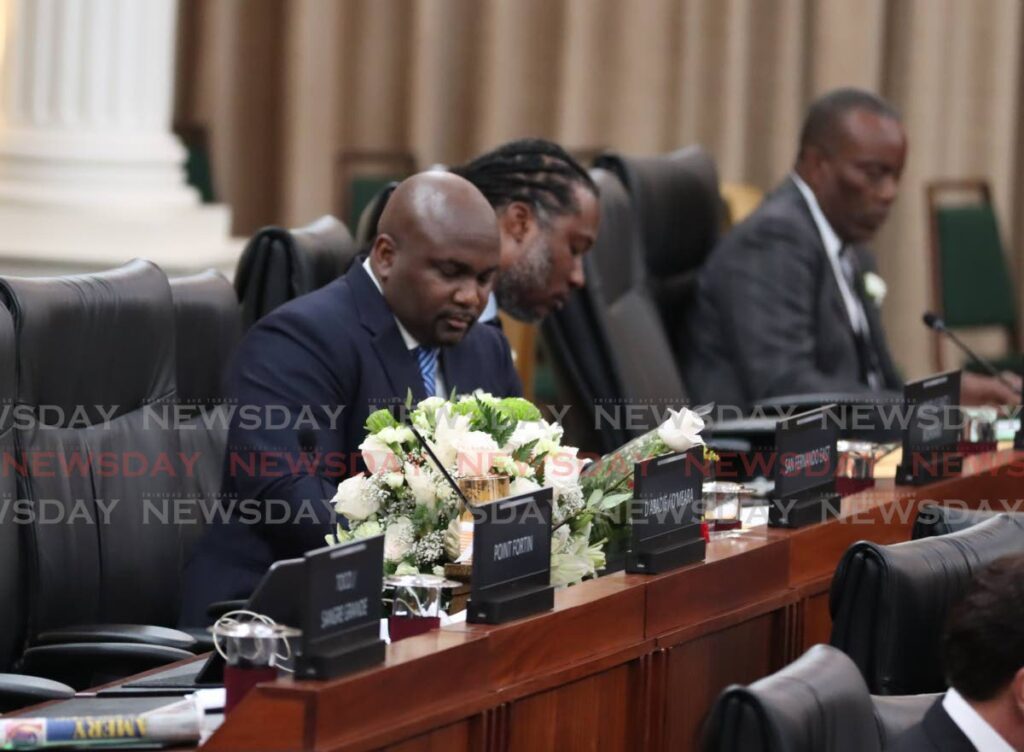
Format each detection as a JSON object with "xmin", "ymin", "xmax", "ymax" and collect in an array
[
  {"xmin": 541, "ymin": 168, "xmax": 690, "ymax": 451},
  {"xmin": 703, "ymin": 644, "xmax": 883, "ymax": 752},
  {"xmin": 234, "ymin": 215, "xmax": 357, "ymax": 329},
  {"xmin": 0, "ymin": 303, "xmax": 76, "ymax": 710},
  {"xmin": 911, "ymin": 502, "xmax": 1004, "ymax": 539},
  {"xmin": 0, "ymin": 261, "xmax": 195, "ymax": 687},
  {"xmin": 354, "ymin": 181, "xmax": 398, "ymax": 248},
  {"xmin": 596, "ymin": 145, "xmax": 723, "ymax": 364},
  {"xmin": 586, "ymin": 167, "xmax": 692, "ymax": 407},
  {"xmin": 169, "ymin": 270, "xmax": 242, "ymax": 584},
  {"xmin": 830, "ymin": 514, "xmax": 1024, "ymax": 694}
]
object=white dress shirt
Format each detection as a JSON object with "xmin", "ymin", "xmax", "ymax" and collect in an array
[
  {"xmin": 362, "ymin": 258, "xmax": 446, "ymax": 397},
  {"xmin": 790, "ymin": 173, "xmax": 870, "ymax": 337},
  {"xmin": 943, "ymin": 687, "xmax": 1014, "ymax": 752}
]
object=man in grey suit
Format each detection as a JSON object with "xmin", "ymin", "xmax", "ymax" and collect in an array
[{"xmin": 686, "ymin": 88, "xmax": 1019, "ymax": 411}]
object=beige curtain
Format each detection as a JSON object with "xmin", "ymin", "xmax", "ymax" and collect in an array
[{"xmin": 175, "ymin": 0, "xmax": 1024, "ymax": 381}]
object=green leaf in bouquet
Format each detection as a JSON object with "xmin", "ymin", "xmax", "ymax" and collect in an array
[
  {"xmin": 512, "ymin": 438, "xmax": 539, "ymax": 463},
  {"xmin": 585, "ymin": 487, "xmax": 604, "ymax": 510},
  {"xmin": 475, "ymin": 398, "xmax": 516, "ymax": 447},
  {"xmin": 365, "ymin": 408, "xmax": 399, "ymax": 435},
  {"xmin": 405, "ymin": 388, "xmax": 414, "ymax": 410},
  {"xmin": 497, "ymin": 397, "xmax": 542, "ymax": 422},
  {"xmin": 601, "ymin": 491, "xmax": 632, "ymax": 510}
]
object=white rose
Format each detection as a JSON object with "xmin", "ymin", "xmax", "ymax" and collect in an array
[
  {"xmin": 863, "ymin": 271, "xmax": 887, "ymax": 306},
  {"xmin": 384, "ymin": 472, "xmax": 405, "ymax": 490},
  {"xmin": 433, "ymin": 411, "xmax": 472, "ymax": 468},
  {"xmin": 657, "ymin": 408, "xmax": 705, "ymax": 452},
  {"xmin": 509, "ymin": 476, "xmax": 542, "ymax": 497},
  {"xmin": 416, "ymin": 396, "xmax": 445, "ymax": 414},
  {"xmin": 383, "ymin": 516, "xmax": 415, "ymax": 562},
  {"xmin": 377, "ymin": 425, "xmax": 415, "ymax": 447},
  {"xmin": 543, "ymin": 446, "xmax": 583, "ymax": 492},
  {"xmin": 360, "ymin": 434, "xmax": 400, "ymax": 474},
  {"xmin": 404, "ymin": 462, "xmax": 438, "ymax": 507},
  {"xmin": 332, "ymin": 473, "xmax": 379, "ymax": 521}
]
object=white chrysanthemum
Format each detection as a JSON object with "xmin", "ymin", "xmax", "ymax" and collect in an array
[
  {"xmin": 383, "ymin": 516, "xmax": 416, "ymax": 562},
  {"xmin": 454, "ymin": 431, "xmax": 500, "ymax": 476}
]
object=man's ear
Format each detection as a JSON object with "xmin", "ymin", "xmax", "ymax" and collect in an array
[
  {"xmin": 371, "ymin": 234, "xmax": 397, "ymax": 282},
  {"xmin": 500, "ymin": 201, "xmax": 535, "ymax": 244},
  {"xmin": 1011, "ymin": 667, "xmax": 1024, "ymax": 713}
]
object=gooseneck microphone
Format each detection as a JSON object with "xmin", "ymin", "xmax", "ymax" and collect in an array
[{"xmin": 922, "ymin": 312, "xmax": 1019, "ymax": 392}]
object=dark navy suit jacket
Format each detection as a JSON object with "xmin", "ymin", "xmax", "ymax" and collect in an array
[
  {"xmin": 889, "ymin": 697, "xmax": 979, "ymax": 752},
  {"xmin": 179, "ymin": 263, "xmax": 521, "ymax": 626}
]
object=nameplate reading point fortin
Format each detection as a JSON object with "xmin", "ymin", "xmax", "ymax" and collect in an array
[
  {"xmin": 896, "ymin": 370, "xmax": 963, "ymax": 485},
  {"xmin": 769, "ymin": 406, "xmax": 841, "ymax": 528},
  {"xmin": 295, "ymin": 536, "xmax": 386, "ymax": 680},
  {"xmin": 467, "ymin": 488, "xmax": 554, "ymax": 625},
  {"xmin": 626, "ymin": 446, "xmax": 706, "ymax": 574}
]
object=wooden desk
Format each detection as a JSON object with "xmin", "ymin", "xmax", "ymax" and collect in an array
[{"xmin": 100, "ymin": 452, "xmax": 1024, "ymax": 751}]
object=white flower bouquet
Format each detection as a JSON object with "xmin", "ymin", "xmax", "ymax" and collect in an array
[{"xmin": 327, "ymin": 392, "xmax": 606, "ymax": 587}]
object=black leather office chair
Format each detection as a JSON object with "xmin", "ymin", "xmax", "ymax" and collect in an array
[
  {"xmin": 169, "ymin": 270, "xmax": 241, "ymax": 504},
  {"xmin": 0, "ymin": 261, "xmax": 196, "ymax": 688},
  {"xmin": 235, "ymin": 214, "xmax": 357, "ymax": 329},
  {"xmin": 911, "ymin": 502, "xmax": 1005, "ymax": 539},
  {"xmin": 0, "ymin": 303, "xmax": 75, "ymax": 711},
  {"xmin": 541, "ymin": 168, "xmax": 690, "ymax": 452},
  {"xmin": 169, "ymin": 270, "xmax": 242, "ymax": 640},
  {"xmin": 830, "ymin": 514, "xmax": 1024, "ymax": 694},
  {"xmin": 703, "ymin": 644, "xmax": 883, "ymax": 752},
  {"xmin": 354, "ymin": 181, "xmax": 398, "ymax": 248},
  {"xmin": 596, "ymin": 145, "xmax": 723, "ymax": 363}
]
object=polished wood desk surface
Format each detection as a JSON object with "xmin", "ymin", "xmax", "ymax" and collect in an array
[{"xmin": 20, "ymin": 450, "xmax": 1024, "ymax": 752}]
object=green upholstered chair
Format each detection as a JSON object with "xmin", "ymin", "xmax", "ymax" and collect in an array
[
  {"xmin": 926, "ymin": 179, "xmax": 1020, "ymax": 372},
  {"xmin": 334, "ymin": 150, "xmax": 416, "ymax": 231}
]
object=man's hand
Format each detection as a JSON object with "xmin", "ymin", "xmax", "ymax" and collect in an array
[{"xmin": 960, "ymin": 370, "xmax": 1022, "ymax": 407}]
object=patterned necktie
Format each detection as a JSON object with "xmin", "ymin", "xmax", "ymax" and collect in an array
[
  {"xmin": 839, "ymin": 246, "xmax": 884, "ymax": 390},
  {"xmin": 414, "ymin": 346, "xmax": 439, "ymax": 397}
]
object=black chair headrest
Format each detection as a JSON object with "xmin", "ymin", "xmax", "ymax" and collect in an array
[
  {"xmin": 234, "ymin": 215, "xmax": 355, "ymax": 328},
  {"xmin": 355, "ymin": 182, "xmax": 399, "ymax": 247},
  {"xmin": 289, "ymin": 214, "xmax": 356, "ymax": 287},
  {"xmin": 872, "ymin": 693, "xmax": 940, "ymax": 749},
  {"xmin": 705, "ymin": 644, "xmax": 880, "ymax": 752},
  {"xmin": 169, "ymin": 270, "xmax": 242, "ymax": 406},
  {"xmin": 0, "ymin": 304, "xmax": 13, "ymax": 433},
  {"xmin": 0, "ymin": 260, "xmax": 175, "ymax": 425},
  {"xmin": 586, "ymin": 168, "xmax": 644, "ymax": 304},
  {"xmin": 596, "ymin": 144, "xmax": 721, "ymax": 279},
  {"xmin": 830, "ymin": 514, "xmax": 1024, "ymax": 694},
  {"xmin": 912, "ymin": 503, "xmax": 1006, "ymax": 539}
]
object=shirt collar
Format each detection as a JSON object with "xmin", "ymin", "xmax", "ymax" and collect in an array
[
  {"xmin": 362, "ymin": 257, "xmax": 423, "ymax": 352},
  {"xmin": 943, "ymin": 688, "xmax": 1015, "ymax": 752},
  {"xmin": 790, "ymin": 173, "xmax": 844, "ymax": 260}
]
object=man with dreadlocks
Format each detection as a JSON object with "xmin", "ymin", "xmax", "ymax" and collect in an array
[{"xmin": 452, "ymin": 138, "xmax": 600, "ymax": 323}]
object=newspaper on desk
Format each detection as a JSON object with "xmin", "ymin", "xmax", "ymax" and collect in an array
[{"xmin": 0, "ymin": 689, "xmax": 225, "ymax": 749}]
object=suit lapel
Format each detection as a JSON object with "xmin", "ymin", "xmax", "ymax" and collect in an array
[
  {"xmin": 923, "ymin": 699, "xmax": 980, "ymax": 752},
  {"xmin": 852, "ymin": 247, "xmax": 901, "ymax": 388},
  {"xmin": 349, "ymin": 263, "xmax": 429, "ymax": 404}
]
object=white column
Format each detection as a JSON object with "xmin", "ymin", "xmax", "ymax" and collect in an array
[{"xmin": 0, "ymin": 0, "xmax": 238, "ymax": 276}]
